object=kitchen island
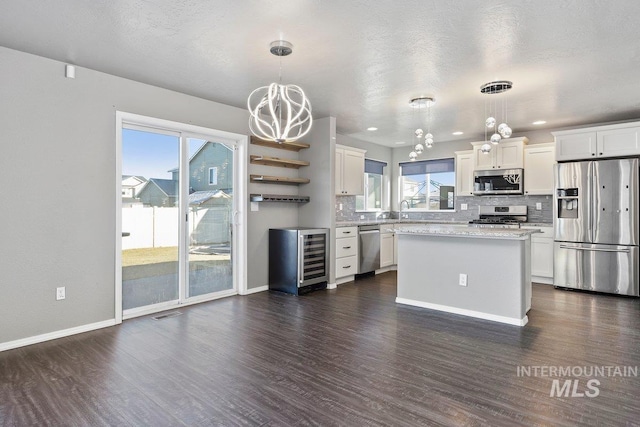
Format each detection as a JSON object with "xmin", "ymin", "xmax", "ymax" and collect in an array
[{"xmin": 395, "ymin": 224, "xmax": 540, "ymax": 326}]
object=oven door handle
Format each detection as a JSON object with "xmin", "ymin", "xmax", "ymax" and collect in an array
[{"xmin": 559, "ymin": 244, "xmax": 630, "ymax": 253}]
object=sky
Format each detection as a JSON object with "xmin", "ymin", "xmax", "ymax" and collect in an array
[{"xmin": 122, "ymin": 129, "xmax": 206, "ymax": 180}]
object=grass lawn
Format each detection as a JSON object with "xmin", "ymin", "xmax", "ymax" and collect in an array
[{"xmin": 122, "ymin": 247, "xmax": 178, "ymax": 267}]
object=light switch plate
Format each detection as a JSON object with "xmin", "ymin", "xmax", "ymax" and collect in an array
[
  {"xmin": 461, "ymin": 203, "xmax": 468, "ymax": 211},
  {"xmin": 536, "ymin": 202, "xmax": 542, "ymax": 211}
]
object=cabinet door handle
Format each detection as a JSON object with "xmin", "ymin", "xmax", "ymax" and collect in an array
[
  {"xmin": 343, "ymin": 265, "xmax": 351, "ymax": 268},
  {"xmin": 592, "ymin": 153, "xmax": 596, "ymax": 156},
  {"xmin": 343, "ymin": 231, "xmax": 351, "ymax": 234},
  {"xmin": 599, "ymin": 152, "xmax": 603, "ymax": 155},
  {"xmin": 343, "ymin": 246, "xmax": 351, "ymax": 249}
]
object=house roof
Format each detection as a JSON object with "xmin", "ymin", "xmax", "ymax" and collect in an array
[
  {"xmin": 189, "ymin": 190, "xmax": 232, "ymax": 205},
  {"xmin": 147, "ymin": 178, "xmax": 178, "ymax": 197}
]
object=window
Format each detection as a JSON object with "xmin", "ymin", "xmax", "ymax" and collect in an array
[
  {"xmin": 400, "ymin": 158, "xmax": 455, "ymax": 211},
  {"xmin": 356, "ymin": 159, "xmax": 387, "ymax": 211},
  {"xmin": 208, "ymin": 167, "xmax": 218, "ymax": 185}
]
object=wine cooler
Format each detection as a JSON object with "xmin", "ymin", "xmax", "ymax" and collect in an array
[{"xmin": 269, "ymin": 228, "xmax": 329, "ymax": 295}]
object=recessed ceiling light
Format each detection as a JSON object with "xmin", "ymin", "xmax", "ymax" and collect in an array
[
  {"xmin": 367, "ymin": 127, "xmax": 378, "ymax": 131},
  {"xmin": 452, "ymin": 131, "xmax": 464, "ymax": 136},
  {"xmin": 395, "ymin": 141, "xmax": 405, "ymax": 145},
  {"xmin": 532, "ymin": 120, "xmax": 547, "ymax": 125}
]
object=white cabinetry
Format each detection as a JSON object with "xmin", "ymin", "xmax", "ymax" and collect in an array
[
  {"xmin": 335, "ymin": 226, "xmax": 358, "ymax": 280},
  {"xmin": 380, "ymin": 232, "xmax": 394, "ymax": 268},
  {"xmin": 522, "ymin": 226, "xmax": 554, "ymax": 283},
  {"xmin": 553, "ymin": 122, "xmax": 640, "ymax": 161},
  {"xmin": 524, "ymin": 143, "xmax": 555, "ymax": 195},
  {"xmin": 471, "ymin": 137, "xmax": 528, "ymax": 170},
  {"xmin": 455, "ymin": 150, "xmax": 474, "ymax": 196},
  {"xmin": 335, "ymin": 145, "xmax": 365, "ymax": 195}
]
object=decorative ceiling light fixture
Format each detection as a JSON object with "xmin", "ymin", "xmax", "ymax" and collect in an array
[
  {"xmin": 408, "ymin": 96, "xmax": 435, "ymax": 160},
  {"xmin": 480, "ymin": 81, "xmax": 513, "ymax": 154},
  {"xmin": 248, "ymin": 40, "xmax": 312, "ymax": 143}
]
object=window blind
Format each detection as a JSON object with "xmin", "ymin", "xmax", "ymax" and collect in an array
[
  {"xmin": 399, "ymin": 158, "xmax": 454, "ymax": 176},
  {"xmin": 364, "ymin": 159, "xmax": 387, "ymax": 175}
]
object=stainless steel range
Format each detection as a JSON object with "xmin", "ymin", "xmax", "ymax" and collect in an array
[{"xmin": 469, "ymin": 205, "xmax": 528, "ymax": 229}]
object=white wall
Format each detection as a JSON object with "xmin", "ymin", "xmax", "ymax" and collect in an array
[{"xmin": 0, "ymin": 46, "xmax": 290, "ymax": 346}]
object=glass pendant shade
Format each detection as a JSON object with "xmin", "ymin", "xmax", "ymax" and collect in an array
[
  {"xmin": 425, "ymin": 140, "xmax": 433, "ymax": 148},
  {"xmin": 500, "ymin": 126, "xmax": 512, "ymax": 138},
  {"xmin": 425, "ymin": 133, "xmax": 433, "ymax": 140},
  {"xmin": 481, "ymin": 143, "xmax": 492, "ymax": 153},
  {"xmin": 498, "ymin": 123, "xmax": 508, "ymax": 133},
  {"xmin": 415, "ymin": 128, "xmax": 424, "ymax": 138},
  {"xmin": 409, "ymin": 151, "xmax": 418, "ymax": 161},
  {"xmin": 490, "ymin": 133, "xmax": 502, "ymax": 144},
  {"xmin": 414, "ymin": 143, "xmax": 424, "ymax": 153},
  {"xmin": 486, "ymin": 116, "xmax": 496, "ymax": 128}
]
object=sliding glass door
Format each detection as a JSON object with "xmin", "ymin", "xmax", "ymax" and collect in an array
[
  {"xmin": 118, "ymin": 117, "xmax": 242, "ymax": 319},
  {"xmin": 187, "ymin": 138, "xmax": 234, "ymax": 297}
]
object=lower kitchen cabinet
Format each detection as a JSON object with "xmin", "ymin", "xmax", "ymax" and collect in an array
[
  {"xmin": 523, "ymin": 226, "xmax": 554, "ymax": 283},
  {"xmin": 335, "ymin": 226, "xmax": 358, "ymax": 279},
  {"xmin": 380, "ymin": 232, "xmax": 394, "ymax": 268}
]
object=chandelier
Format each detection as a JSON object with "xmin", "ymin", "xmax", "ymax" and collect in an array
[
  {"xmin": 408, "ymin": 97, "xmax": 435, "ymax": 161},
  {"xmin": 480, "ymin": 80, "xmax": 512, "ymax": 154},
  {"xmin": 248, "ymin": 40, "xmax": 312, "ymax": 143}
]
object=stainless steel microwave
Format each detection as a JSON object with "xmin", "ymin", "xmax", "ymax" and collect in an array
[{"xmin": 473, "ymin": 168, "xmax": 523, "ymax": 195}]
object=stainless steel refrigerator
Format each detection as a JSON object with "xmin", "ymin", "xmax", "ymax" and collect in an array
[{"xmin": 554, "ymin": 158, "xmax": 639, "ymax": 296}]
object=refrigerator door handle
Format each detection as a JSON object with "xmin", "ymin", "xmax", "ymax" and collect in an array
[{"xmin": 559, "ymin": 244, "xmax": 631, "ymax": 253}]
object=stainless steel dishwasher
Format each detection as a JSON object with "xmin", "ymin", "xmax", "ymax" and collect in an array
[{"xmin": 358, "ymin": 224, "xmax": 380, "ymax": 274}]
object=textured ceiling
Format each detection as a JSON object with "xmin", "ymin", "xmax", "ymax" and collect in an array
[{"xmin": 1, "ymin": 0, "xmax": 639, "ymax": 147}]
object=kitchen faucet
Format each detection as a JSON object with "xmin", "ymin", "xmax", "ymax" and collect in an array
[{"xmin": 399, "ymin": 200, "xmax": 410, "ymax": 219}]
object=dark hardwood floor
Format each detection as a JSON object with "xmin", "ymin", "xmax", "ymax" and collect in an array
[{"xmin": 1, "ymin": 272, "xmax": 639, "ymax": 426}]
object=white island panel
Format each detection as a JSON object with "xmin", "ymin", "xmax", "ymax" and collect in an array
[{"xmin": 395, "ymin": 228, "xmax": 534, "ymax": 326}]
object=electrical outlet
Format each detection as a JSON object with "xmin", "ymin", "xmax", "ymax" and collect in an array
[
  {"xmin": 459, "ymin": 274, "xmax": 467, "ymax": 287},
  {"xmin": 360, "ymin": 214, "xmax": 365, "ymax": 219},
  {"xmin": 339, "ymin": 203, "xmax": 343, "ymax": 210},
  {"xmin": 56, "ymin": 287, "xmax": 66, "ymax": 300},
  {"xmin": 536, "ymin": 202, "xmax": 542, "ymax": 211},
  {"xmin": 461, "ymin": 203, "xmax": 468, "ymax": 211}
]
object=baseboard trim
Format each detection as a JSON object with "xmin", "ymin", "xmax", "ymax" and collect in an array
[
  {"xmin": 336, "ymin": 275, "xmax": 355, "ymax": 285},
  {"xmin": 532, "ymin": 276, "xmax": 553, "ymax": 285},
  {"xmin": 0, "ymin": 319, "xmax": 117, "ymax": 353},
  {"xmin": 242, "ymin": 285, "xmax": 268, "ymax": 295},
  {"xmin": 395, "ymin": 297, "xmax": 528, "ymax": 327}
]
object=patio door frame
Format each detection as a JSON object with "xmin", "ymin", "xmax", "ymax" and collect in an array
[{"xmin": 115, "ymin": 111, "xmax": 248, "ymax": 323}]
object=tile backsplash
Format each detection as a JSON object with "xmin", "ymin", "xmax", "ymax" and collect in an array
[{"xmin": 336, "ymin": 194, "xmax": 553, "ymax": 223}]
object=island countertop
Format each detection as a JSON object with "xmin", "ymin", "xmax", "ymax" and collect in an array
[{"xmin": 394, "ymin": 224, "xmax": 541, "ymax": 240}]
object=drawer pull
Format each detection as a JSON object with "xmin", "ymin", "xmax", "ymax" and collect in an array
[
  {"xmin": 343, "ymin": 246, "xmax": 351, "ymax": 249},
  {"xmin": 343, "ymin": 231, "xmax": 351, "ymax": 234},
  {"xmin": 343, "ymin": 265, "xmax": 351, "ymax": 269}
]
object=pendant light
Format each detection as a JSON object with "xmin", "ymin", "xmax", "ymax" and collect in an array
[
  {"xmin": 248, "ymin": 40, "xmax": 312, "ymax": 143},
  {"xmin": 408, "ymin": 96, "xmax": 435, "ymax": 160},
  {"xmin": 480, "ymin": 81, "xmax": 512, "ymax": 153}
]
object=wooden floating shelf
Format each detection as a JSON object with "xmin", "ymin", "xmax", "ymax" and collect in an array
[
  {"xmin": 250, "ymin": 155, "xmax": 310, "ymax": 169},
  {"xmin": 250, "ymin": 174, "xmax": 310, "ymax": 185},
  {"xmin": 250, "ymin": 194, "xmax": 310, "ymax": 203},
  {"xmin": 250, "ymin": 136, "xmax": 310, "ymax": 152}
]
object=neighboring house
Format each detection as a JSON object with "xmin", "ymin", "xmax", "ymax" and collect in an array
[
  {"xmin": 169, "ymin": 141, "xmax": 233, "ymax": 193},
  {"xmin": 121, "ymin": 175, "xmax": 147, "ymax": 198},
  {"xmin": 136, "ymin": 178, "xmax": 178, "ymax": 207}
]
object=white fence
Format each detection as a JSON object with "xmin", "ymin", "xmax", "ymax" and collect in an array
[{"xmin": 122, "ymin": 206, "xmax": 230, "ymax": 250}]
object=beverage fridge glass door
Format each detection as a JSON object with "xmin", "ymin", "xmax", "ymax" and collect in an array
[
  {"xmin": 592, "ymin": 158, "xmax": 639, "ymax": 246},
  {"xmin": 554, "ymin": 161, "xmax": 592, "ymax": 242}
]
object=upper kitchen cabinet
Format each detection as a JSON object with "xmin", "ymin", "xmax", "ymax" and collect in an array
[
  {"xmin": 553, "ymin": 121, "xmax": 640, "ymax": 161},
  {"xmin": 471, "ymin": 137, "xmax": 528, "ymax": 170},
  {"xmin": 335, "ymin": 145, "xmax": 366, "ymax": 195},
  {"xmin": 455, "ymin": 150, "xmax": 474, "ymax": 196},
  {"xmin": 524, "ymin": 143, "xmax": 555, "ymax": 195}
]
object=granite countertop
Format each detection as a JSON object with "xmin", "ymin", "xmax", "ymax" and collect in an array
[
  {"xmin": 394, "ymin": 224, "xmax": 542, "ymax": 240},
  {"xmin": 336, "ymin": 219, "xmax": 553, "ymax": 228},
  {"xmin": 336, "ymin": 219, "xmax": 469, "ymax": 227}
]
